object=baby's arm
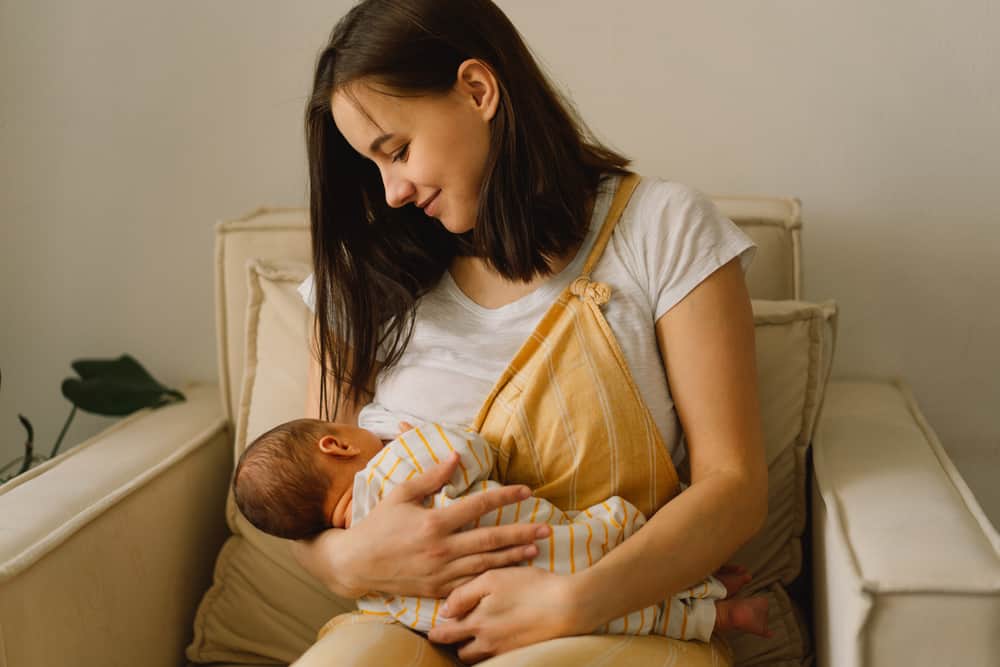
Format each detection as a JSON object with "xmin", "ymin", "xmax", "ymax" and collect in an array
[
  {"xmin": 519, "ymin": 496, "xmax": 637, "ymax": 574},
  {"xmin": 359, "ymin": 423, "xmax": 496, "ymax": 519},
  {"xmin": 425, "ymin": 425, "xmax": 497, "ymax": 499}
]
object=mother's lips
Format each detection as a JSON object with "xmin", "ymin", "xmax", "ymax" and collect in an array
[{"xmin": 418, "ymin": 191, "xmax": 440, "ymax": 211}]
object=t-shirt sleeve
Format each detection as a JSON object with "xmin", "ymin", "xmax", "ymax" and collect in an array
[
  {"xmin": 296, "ymin": 272, "xmax": 393, "ymax": 363},
  {"xmin": 626, "ymin": 180, "xmax": 757, "ymax": 322},
  {"xmin": 297, "ymin": 274, "xmax": 316, "ymax": 312}
]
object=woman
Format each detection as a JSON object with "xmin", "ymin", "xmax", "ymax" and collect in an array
[{"xmin": 291, "ymin": 0, "xmax": 767, "ymax": 664}]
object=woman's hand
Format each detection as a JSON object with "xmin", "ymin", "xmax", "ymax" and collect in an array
[
  {"xmin": 427, "ymin": 567, "xmax": 585, "ymax": 663},
  {"xmin": 295, "ymin": 451, "xmax": 551, "ymax": 600}
]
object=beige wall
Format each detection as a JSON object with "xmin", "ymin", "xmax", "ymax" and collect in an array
[{"xmin": 3, "ymin": 2, "xmax": 998, "ymax": 486}]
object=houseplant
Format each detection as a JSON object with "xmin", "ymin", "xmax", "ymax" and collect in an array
[{"xmin": 0, "ymin": 354, "xmax": 185, "ymax": 483}]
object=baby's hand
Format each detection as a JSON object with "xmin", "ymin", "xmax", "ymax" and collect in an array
[{"xmin": 397, "ymin": 421, "xmax": 415, "ymax": 436}]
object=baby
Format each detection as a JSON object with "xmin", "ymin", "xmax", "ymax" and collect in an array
[{"xmin": 233, "ymin": 417, "xmax": 772, "ymax": 642}]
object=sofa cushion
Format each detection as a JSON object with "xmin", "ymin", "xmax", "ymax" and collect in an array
[
  {"xmin": 186, "ymin": 260, "xmax": 354, "ymax": 665},
  {"xmin": 188, "ymin": 257, "xmax": 837, "ymax": 665}
]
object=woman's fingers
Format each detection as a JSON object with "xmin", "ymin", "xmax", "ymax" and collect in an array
[
  {"xmin": 436, "ymin": 575, "xmax": 492, "ymax": 627},
  {"xmin": 433, "ymin": 547, "xmax": 516, "ymax": 600},
  {"xmin": 371, "ymin": 452, "xmax": 555, "ymax": 601},
  {"xmin": 436, "ymin": 544, "xmax": 535, "ymax": 597},
  {"xmin": 447, "ymin": 523, "xmax": 547, "ymax": 560},
  {"xmin": 440, "ymin": 575, "xmax": 476, "ymax": 600},
  {"xmin": 437, "ymin": 484, "xmax": 535, "ymax": 531},
  {"xmin": 386, "ymin": 451, "xmax": 460, "ymax": 504}
]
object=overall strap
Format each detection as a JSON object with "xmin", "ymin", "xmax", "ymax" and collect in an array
[{"xmin": 580, "ymin": 172, "xmax": 641, "ymax": 276}]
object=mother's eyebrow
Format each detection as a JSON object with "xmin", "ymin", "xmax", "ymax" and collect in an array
[{"xmin": 370, "ymin": 133, "xmax": 394, "ymax": 153}]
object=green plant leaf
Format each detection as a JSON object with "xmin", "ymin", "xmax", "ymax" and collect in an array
[
  {"xmin": 71, "ymin": 355, "xmax": 163, "ymax": 387},
  {"xmin": 61, "ymin": 355, "xmax": 185, "ymax": 416}
]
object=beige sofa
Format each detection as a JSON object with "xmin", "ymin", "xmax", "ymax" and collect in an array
[{"xmin": 1, "ymin": 195, "xmax": 997, "ymax": 667}]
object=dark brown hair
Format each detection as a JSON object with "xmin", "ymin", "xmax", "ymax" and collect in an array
[
  {"xmin": 305, "ymin": 0, "xmax": 630, "ymax": 420},
  {"xmin": 232, "ymin": 419, "xmax": 335, "ymax": 539}
]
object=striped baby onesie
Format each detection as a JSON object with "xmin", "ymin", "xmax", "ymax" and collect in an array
[{"xmin": 349, "ymin": 422, "xmax": 727, "ymax": 642}]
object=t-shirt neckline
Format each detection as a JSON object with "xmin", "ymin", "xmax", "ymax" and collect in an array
[{"xmin": 439, "ymin": 175, "xmax": 618, "ymax": 319}]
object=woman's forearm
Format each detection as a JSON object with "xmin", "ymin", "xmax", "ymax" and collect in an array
[
  {"xmin": 570, "ymin": 470, "xmax": 766, "ymax": 632},
  {"xmin": 290, "ymin": 528, "xmax": 366, "ymax": 600}
]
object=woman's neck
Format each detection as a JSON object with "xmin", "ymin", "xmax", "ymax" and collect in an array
[{"xmin": 447, "ymin": 192, "xmax": 596, "ymax": 310}]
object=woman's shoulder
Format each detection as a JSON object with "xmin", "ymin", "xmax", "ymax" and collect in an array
[
  {"xmin": 606, "ymin": 172, "xmax": 757, "ymax": 321},
  {"xmin": 608, "ymin": 173, "xmax": 732, "ymax": 251},
  {"xmin": 625, "ymin": 175, "xmax": 719, "ymax": 226}
]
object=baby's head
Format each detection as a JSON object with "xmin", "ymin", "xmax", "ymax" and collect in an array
[{"xmin": 232, "ymin": 418, "xmax": 384, "ymax": 539}]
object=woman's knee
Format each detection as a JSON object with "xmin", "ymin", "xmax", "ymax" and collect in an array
[{"xmin": 293, "ymin": 613, "xmax": 462, "ymax": 667}]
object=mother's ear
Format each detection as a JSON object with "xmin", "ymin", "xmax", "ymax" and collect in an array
[{"xmin": 455, "ymin": 58, "xmax": 500, "ymax": 122}]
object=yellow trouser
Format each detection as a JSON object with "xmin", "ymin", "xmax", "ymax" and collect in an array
[{"xmin": 293, "ymin": 612, "xmax": 733, "ymax": 666}]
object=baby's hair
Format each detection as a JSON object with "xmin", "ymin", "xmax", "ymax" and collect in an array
[{"xmin": 232, "ymin": 418, "xmax": 336, "ymax": 540}]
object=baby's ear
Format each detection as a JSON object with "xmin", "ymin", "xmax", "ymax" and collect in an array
[{"xmin": 317, "ymin": 434, "xmax": 357, "ymax": 457}]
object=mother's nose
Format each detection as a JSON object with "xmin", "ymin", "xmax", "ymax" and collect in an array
[{"xmin": 383, "ymin": 173, "xmax": 416, "ymax": 209}]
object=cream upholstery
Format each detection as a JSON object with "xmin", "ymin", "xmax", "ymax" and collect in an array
[
  {"xmin": 1, "ymin": 193, "xmax": 996, "ymax": 667},
  {"xmin": 811, "ymin": 380, "xmax": 1000, "ymax": 667}
]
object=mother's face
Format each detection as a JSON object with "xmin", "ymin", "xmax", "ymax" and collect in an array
[{"xmin": 331, "ymin": 60, "xmax": 500, "ymax": 235}]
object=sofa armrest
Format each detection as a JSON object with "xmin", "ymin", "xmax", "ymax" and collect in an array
[
  {"xmin": 810, "ymin": 378, "xmax": 999, "ymax": 667},
  {"xmin": 0, "ymin": 382, "xmax": 232, "ymax": 667}
]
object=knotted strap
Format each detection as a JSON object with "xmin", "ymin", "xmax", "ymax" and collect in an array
[{"xmin": 570, "ymin": 277, "xmax": 612, "ymax": 305}]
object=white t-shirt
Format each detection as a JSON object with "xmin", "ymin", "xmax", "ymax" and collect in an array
[{"xmin": 298, "ymin": 174, "xmax": 757, "ymax": 470}]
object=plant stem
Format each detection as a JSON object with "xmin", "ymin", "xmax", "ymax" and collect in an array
[
  {"xmin": 0, "ymin": 457, "xmax": 24, "ymax": 476},
  {"xmin": 50, "ymin": 404, "xmax": 77, "ymax": 458},
  {"xmin": 17, "ymin": 413, "xmax": 35, "ymax": 475}
]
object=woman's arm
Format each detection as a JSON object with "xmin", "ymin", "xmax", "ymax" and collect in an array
[
  {"xmin": 429, "ymin": 258, "xmax": 767, "ymax": 660},
  {"xmin": 292, "ymin": 325, "xmax": 549, "ymax": 600},
  {"xmin": 569, "ymin": 256, "xmax": 768, "ymax": 630}
]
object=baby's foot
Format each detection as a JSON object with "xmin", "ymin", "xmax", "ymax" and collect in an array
[
  {"xmin": 715, "ymin": 597, "xmax": 773, "ymax": 639},
  {"xmin": 714, "ymin": 564, "xmax": 752, "ymax": 597}
]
